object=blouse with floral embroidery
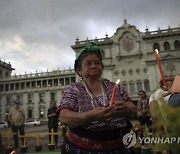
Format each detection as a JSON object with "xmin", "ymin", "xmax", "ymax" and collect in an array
[{"xmin": 56, "ymin": 79, "xmax": 132, "ymax": 131}]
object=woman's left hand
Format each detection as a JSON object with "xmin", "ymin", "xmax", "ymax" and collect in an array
[
  {"xmin": 113, "ymin": 100, "xmax": 126, "ymax": 117},
  {"xmin": 113, "ymin": 100, "xmax": 137, "ymax": 119}
]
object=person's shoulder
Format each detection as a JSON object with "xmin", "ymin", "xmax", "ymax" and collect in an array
[
  {"xmin": 63, "ymin": 82, "xmax": 84, "ymax": 93},
  {"xmin": 66, "ymin": 82, "xmax": 83, "ymax": 89},
  {"xmin": 70, "ymin": 81, "xmax": 82, "ymax": 87}
]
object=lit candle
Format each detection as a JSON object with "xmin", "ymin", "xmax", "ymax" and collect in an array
[
  {"xmin": 110, "ymin": 79, "xmax": 120, "ymax": 106},
  {"xmin": 154, "ymin": 49, "xmax": 166, "ymax": 87}
]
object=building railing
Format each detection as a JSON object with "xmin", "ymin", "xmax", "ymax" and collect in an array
[
  {"xmin": 144, "ymin": 27, "xmax": 180, "ymax": 36},
  {"xmin": 10, "ymin": 69, "xmax": 75, "ymax": 79},
  {"xmin": 74, "ymin": 35, "xmax": 113, "ymax": 46}
]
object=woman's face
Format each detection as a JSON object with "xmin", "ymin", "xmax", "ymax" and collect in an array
[
  {"xmin": 138, "ymin": 91, "xmax": 146, "ymax": 99},
  {"xmin": 79, "ymin": 53, "xmax": 103, "ymax": 79}
]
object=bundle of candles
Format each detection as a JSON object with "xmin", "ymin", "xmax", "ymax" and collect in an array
[{"xmin": 110, "ymin": 79, "xmax": 120, "ymax": 106}]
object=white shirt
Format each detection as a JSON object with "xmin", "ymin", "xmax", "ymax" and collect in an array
[{"xmin": 149, "ymin": 88, "xmax": 171, "ymax": 106}]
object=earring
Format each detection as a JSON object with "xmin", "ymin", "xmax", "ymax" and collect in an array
[{"xmin": 79, "ymin": 76, "xmax": 83, "ymax": 81}]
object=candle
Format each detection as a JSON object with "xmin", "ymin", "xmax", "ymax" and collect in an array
[
  {"xmin": 110, "ymin": 79, "xmax": 120, "ymax": 106},
  {"xmin": 154, "ymin": 49, "xmax": 166, "ymax": 87}
]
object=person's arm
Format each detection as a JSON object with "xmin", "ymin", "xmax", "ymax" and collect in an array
[
  {"xmin": 59, "ymin": 106, "xmax": 114, "ymax": 128},
  {"xmin": 47, "ymin": 108, "xmax": 55, "ymax": 118},
  {"xmin": 47, "ymin": 108, "xmax": 51, "ymax": 118},
  {"xmin": 8, "ymin": 110, "xmax": 13, "ymax": 125}
]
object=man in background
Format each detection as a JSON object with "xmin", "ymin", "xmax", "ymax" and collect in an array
[
  {"xmin": 8, "ymin": 100, "xmax": 25, "ymax": 148},
  {"xmin": 47, "ymin": 101, "xmax": 59, "ymax": 146}
]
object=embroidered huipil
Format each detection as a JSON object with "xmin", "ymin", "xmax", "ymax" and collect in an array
[{"xmin": 57, "ymin": 80, "xmax": 131, "ymax": 131}]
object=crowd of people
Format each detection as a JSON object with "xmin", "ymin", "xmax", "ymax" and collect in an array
[{"xmin": 0, "ymin": 42, "xmax": 179, "ymax": 154}]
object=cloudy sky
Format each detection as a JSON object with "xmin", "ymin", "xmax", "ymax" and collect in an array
[{"xmin": 0, "ymin": 0, "xmax": 179, "ymax": 75}]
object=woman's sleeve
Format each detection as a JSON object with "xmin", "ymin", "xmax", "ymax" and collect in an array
[{"xmin": 56, "ymin": 85, "xmax": 78, "ymax": 115}]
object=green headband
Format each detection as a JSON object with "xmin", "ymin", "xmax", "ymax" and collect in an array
[
  {"xmin": 74, "ymin": 42, "xmax": 103, "ymax": 73},
  {"xmin": 75, "ymin": 42, "xmax": 102, "ymax": 62}
]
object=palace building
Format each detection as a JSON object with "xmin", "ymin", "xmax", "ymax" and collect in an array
[
  {"xmin": 0, "ymin": 63, "xmax": 76, "ymax": 122},
  {"xmin": 0, "ymin": 20, "xmax": 180, "ymax": 122}
]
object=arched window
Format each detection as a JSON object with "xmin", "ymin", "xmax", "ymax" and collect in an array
[
  {"xmin": 136, "ymin": 68, "xmax": 140, "ymax": 75},
  {"xmin": 164, "ymin": 41, "xmax": 170, "ymax": 50},
  {"xmin": 27, "ymin": 106, "xmax": 34, "ymax": 119},
  {"xmin": 129, "ymin": 69, "xmax": 133, "ymax": 76},
  {"xmin": 143, "ymin": 68, "xmax": 148, "ymax": 74},
  {"xmin": 136, "ymin": 80, "xmax": 142, "ymax": 92},
  {"xmin": 153, "ymin": 43, "xmax": 160, "ymax": 51},
  {"xmin": 5, "ymin": 72, "xmax": 9, "ymax": 77},
  {"xmin": 174, "ymin": 40, "xmax": 180, "ymax": 49},
  {"xmin": 121, "ymin": 70, "xmax": 126, "ymax": 76},
  {"xmin": 122, "ymin": 81, "xmax": 128, "ymax": 92},
  {"xmin": 144, "ymin": 79, "xmax": 150, "ymax": 92},
  {"xmin": 114, "ymin": 70, "xmax": 119, "ymax": 77},
  {"xmin": 129, "ymin": 80, "xmax": 135, "ymax": 93}
]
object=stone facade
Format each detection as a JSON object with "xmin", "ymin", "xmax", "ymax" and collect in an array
[
  {"xmin": 0, "ymin": 67, "xmax": 76, "ymax": 122},
  {"xmin": 0, "ymin": 20, "xmax": 180, "ymax": 122},
  {"xmin": 72, "ymin": 20, "xmax": 180, "ymax": 101}
]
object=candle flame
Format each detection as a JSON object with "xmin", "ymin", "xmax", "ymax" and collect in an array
[
  {"xmin": 116, "ymin": 79, "xmax": 120, "ymax": 84},
  {"xmin": 155, "ymin": 49, "xmax": 159, "ymax": 54}
]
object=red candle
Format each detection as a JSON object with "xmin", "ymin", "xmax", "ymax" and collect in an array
[
  {"xmin": 110, "ymin": 79, "xmax": 120, "ymax": 106},
  {"xmin": 110, "ymin": 84, "xmax": 117, "ymax": 106},
  {"xmin": 154, "ymin": 49, "xmax": 166, "ymax": 87}
]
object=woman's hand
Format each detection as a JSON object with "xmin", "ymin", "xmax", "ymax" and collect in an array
[
  {"xmin": 90, "ymin": 106, "xmax": 114, "ymax": 122},
  {"xmin": 113, "ymin": 100, "xmax": 126, "ymax": 118},
  {"xmin": 113, "ymin": 100, "xmax": 137, "ymax": 119}
]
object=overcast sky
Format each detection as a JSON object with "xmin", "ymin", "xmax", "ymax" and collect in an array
[{"xmin": 0, "ymin": 0, "xmax": 179, "ymax": 75}]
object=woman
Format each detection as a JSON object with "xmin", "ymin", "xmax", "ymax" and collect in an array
[
  {"xmin": 57, "ymin": 42, "xmax": 137, "ymax": 153},
  {"xmin": 137, "ymin": 90, "xmax": 152, "ymax": 132}
]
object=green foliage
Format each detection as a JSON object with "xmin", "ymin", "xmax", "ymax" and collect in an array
[{"xmin": 152, "ymin": 97, "xmax": 180, "ymax": 152}]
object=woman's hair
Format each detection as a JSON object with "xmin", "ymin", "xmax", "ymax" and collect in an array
[
  {"xmin": 74, "ymin": 42, "xmax": 103, "ymax": 76},
  {"xmin": 138, "ymin": 90, "xmax": 147, "ymax": 98}
]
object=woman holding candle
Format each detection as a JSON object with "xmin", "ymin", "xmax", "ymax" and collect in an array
[{"xmin": 57, "ymin": 42, "xmax": 136, "ymax": 153}]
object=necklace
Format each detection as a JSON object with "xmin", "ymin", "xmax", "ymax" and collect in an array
[{"xmin": 81, "ymin": 80, "xmax": 107, "ymax": 108}]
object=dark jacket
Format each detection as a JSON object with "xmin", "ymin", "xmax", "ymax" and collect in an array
[{"xmin": 47, "ymin": 107, "xmax": 58, "ymax": 128}]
